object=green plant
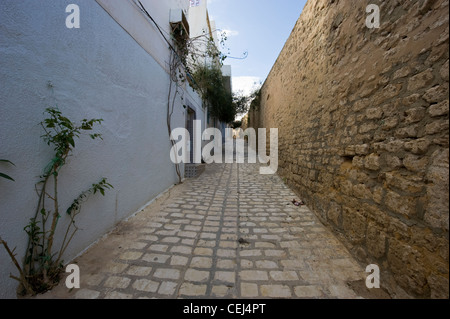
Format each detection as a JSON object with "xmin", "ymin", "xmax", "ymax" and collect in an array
[
  {"xmin": 249, "ymin": 89, "xmax": 261, "ymax": 112},
  {"xmin": 0, "ymin": 159, "xmax": 15, "ymax": 181},
  {"xmin": 192, "ymin": 64, "xmax": 235, "ymax": 123},
  {"xmin": 231, "ymin": 120, "xmax": 242, "ymax": 129},
  {"xmin": 1, "ymin": 107, "xmax": 113, "ymax": 296}
]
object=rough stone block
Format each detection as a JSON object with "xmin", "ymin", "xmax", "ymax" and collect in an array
[
  {"xmin": 439, "ymin": 59, "xmax": 449, "ymax": 81},
  {"xmin": 425, "ymin": 149, "xmax": 449, "ymax": 231},
  {"xmin": 364, "ymin": 153, "xmax": 380, "ymax": 171},
  {"xmin": 404, "ymin": 138, "xmax": 431, "ymax": 155},
  {"xmin": 407, "ymin": 68, "xmax": 434, "ymax": 91},
  {"xmin": 387, "ymin": 238, "xmax": 429, "ymax": 296},
  {"xmin": 342, "ymin": 208, "xmax": 366, "ymax": 244},
  {"xmin": 404, "ymin": 107, "xmax": 426, "ymax": 124},
  {"xmin": 423, "ymin": 84, "xmax": 449, "ymax": 103},
  {"xmin": 425, "ymin": 119, "xmax": 449, "ymax": 135},
  {"xmin": 366, "ymin": 107, "xmax": 384, "ymax": 120},
  {"xmin": 403, "ymin": 154, "xmax": 429, "ymax": 172},
  {"xmin": 385, "ymin": 191, "xmax": 416, "ymax": 218},
  {"xmin": 366, "ymin": 222, "xmax": 387, "ymax": 258},
  {"xmin": 327, "ymin": 201, "xmax": 342, "ymax": 227},
  {"xmin": 385, "ymin": 172, "xmax": 424, "ymax": 194}
]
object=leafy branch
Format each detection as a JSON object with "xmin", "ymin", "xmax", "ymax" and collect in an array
[
  {"xmin": 192, "ymin": 64, "xmax": 235, "ymax": 123},
  {"xmin": 0, "ymin": 159, "xmax": 15, "ymax": 181},
  {"xmin": 56, "ymin": 178, "xmax": 113, "ymax": 266}
]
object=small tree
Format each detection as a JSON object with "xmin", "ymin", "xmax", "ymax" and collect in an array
[
  {"xmin": 192, "ymin": 64, "xmax": 235, "ymax": 123},
  {"xmin": 1, "ymin": 107, "xmax": 113, "ymax": 296}
]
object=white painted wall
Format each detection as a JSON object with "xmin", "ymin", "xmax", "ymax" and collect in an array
[{"xmin": 0, "ymin": 0, "xmax": 203, "ymax": 298}]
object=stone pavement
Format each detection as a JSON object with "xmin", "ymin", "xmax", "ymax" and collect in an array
[{"xmin": 37, "ymin": 162, "xmax": 368, "ymax": 299}]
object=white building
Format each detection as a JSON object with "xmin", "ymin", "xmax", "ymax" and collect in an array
[
  {"xmin": 189, "ymin": 0, "xmax": 233, "ymax": 142},
  {"xmin": 0, "ymin": 0, "xmax": 229, "ymax": 298}
]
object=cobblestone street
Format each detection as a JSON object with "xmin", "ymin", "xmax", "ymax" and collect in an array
[{"xmin": 38, "ymin": 162, "xmax": 368, "ymax": 299}]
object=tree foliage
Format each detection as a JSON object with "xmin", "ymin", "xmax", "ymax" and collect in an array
[
  {"xmin": 0, "ymin": 159, "xmax": 15, "ymax": 181},
  {"xmin": 192, "ymin": 64, "xmax": 235, "ymax": 123}
]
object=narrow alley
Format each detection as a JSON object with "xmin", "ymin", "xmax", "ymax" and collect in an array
[
  {"xmin": 36, "ymin": 161, "xmax": 374, "ymax": 299},
  {"xmin": 2, "ymin": 0, "xmax": 448, "ymax": 301}
]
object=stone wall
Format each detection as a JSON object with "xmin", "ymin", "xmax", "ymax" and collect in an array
[{"xmin": 250, "ymin": 0, "xmax": 449, "ymax": 298}]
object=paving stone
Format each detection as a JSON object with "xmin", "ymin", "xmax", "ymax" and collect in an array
[
  {"xmin": 84, "ymin": 274, "xmax": 105, "ymax": 286},
  {"xmin": 211, "ymin": 285, "xmax": 231, "ymax": 297},
  {"xmin": 161, "ymin": 236, "xmax": 180, "ymax": 243},
  {"xmin": 184, "ymin": 269, "xmax": 210, "ymax": 282},
  {"xmin": 156, "ymin": 230, "xmax": 178, "ymax": 236},
  {"xmin": 74, "ymin": 289, "xmax": 100, "ymax": 299},
  {"xmin": 196, "ymin": 241, "xmax": 215, "ymax": 249},
  {"xmin": 190, "ymin": 256, "xmax": 213, "ymax": 268},
  {"xmin": 127, "ymin": 242, "xmax": 148, "ymax": 250},
  {"xmin": 280, "ymin": 260, "xmax": 307, "ymax": 270},
  {"xmin": 241, "ymin": 283, "xmax": 259, "ymax": 297},
  {"xmin": 181, "ymin": 239, "xmax": 195, "ymax": 246},
  {"xmin": 270, "ymin": 271, "xmax": 299, "ymax": 281},
  {"xmin": 294, "ymin": 285, "xmax": 323, "ymax": 298},
  {"xmin": 139, "ymin": 235, "xmax": 158, "ymax": 242},
  {"xmin": 119, "ymin": 251, "xmax": 143, "ymax": 261},
  {"xmin": 126, "ymin": 266, "xmax": 152, "ymax": 276},
  {"xmin": 255, "ymin": 260, "xmax": 278, "ymax": 269},
  {"xmin": 104, "ymin": 276, "xmax": 131, "ymax": 289},
  {"xmin": 221, "ymin": 234, "xmax": 237, "ymax": 241},
  {"xmin": 217, "ymin": 249, "xmax": 236, "ymax": 258},
  {"xmin": 170, "ymin": 255, "xmax": 189, "ymax": 266},
  {"xmin": 104, "ymin": 262, "xmax": 129, "ymax": 274},
  {"xmin": 280, "ymin": 241, "xmax": 301, "ymax": 248},
  {"xmin": 260, "ymin": 285, "xmax": 292, "ymax": 298},
  {"xmin": 240, "ymin": 249, "xmax": 262, "ymax": 257},
  {"xmin": 185, "ymin": 225, "xmax": 202, "ymax": 232},
  {"xmin": 240, "ymin": 270, "xmax": 269, "ymax": 281},
  {"xmin": 328, "ymin": 284, "xmax": 359, "ymax": 298},
  {"xmin": 240, "ymin": 260, "xmax": 254, "ymax": 268},
  {"xmin": 104, "ymin": 291, "xmax": 133, "ymax": 299},
  {"xmin": 132, "ymin": 279, "xmax": 159, "ymax": 292},
  {"xmin": 179, "ymin": 283, "xmax": 207, "ymax": 296},
  {"xmin": 142, "ymin": 253, "xmax": 170, "ymax": 264},
  {"xmin": 158, "ymin": 281, "xmax": 178, "ymax": 296},
  {"xmin": 178, "ymin": 231, "xmax": 197, "ymax": 238},
  {"xmin": 149, "ymin": 244, "xmax": 169, "ymax": 252},
  {"xmin": 264, "ymin": 250, "xmax": 286, "ymax": 257},
  {"xmin": 214, "ymin": 271, "xmax": 235, "ymax": 283},
  {"xmin": 154, "ymin": 268, "xmax": 181, "ymax": 280},
  {"xmin": 200, "ymin": 232, "xmax": 217, "ymax": 239},
  {"xmin": 170, "ymin": 246, "xmax": 193, "ymax": 255},
  {"xmin": 203, "ymin": 226, "xmax": 220, "ymax": 232},
  {"xmin": 217, "ymin": 259, "xmax": 236, "ymax": 269},
  {"xmin": 255, "ymin": 242, "xmax": 277, "ymax": 248}
]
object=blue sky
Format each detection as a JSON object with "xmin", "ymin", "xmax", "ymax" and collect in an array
[{"xmin": 206, "ymin": 0, "xmax": 308, "ymax": 95}]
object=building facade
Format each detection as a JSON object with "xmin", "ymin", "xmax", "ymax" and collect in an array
[{"xmin": 0, "ymin": 0, "xmax": 228, "ymax": 298}]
